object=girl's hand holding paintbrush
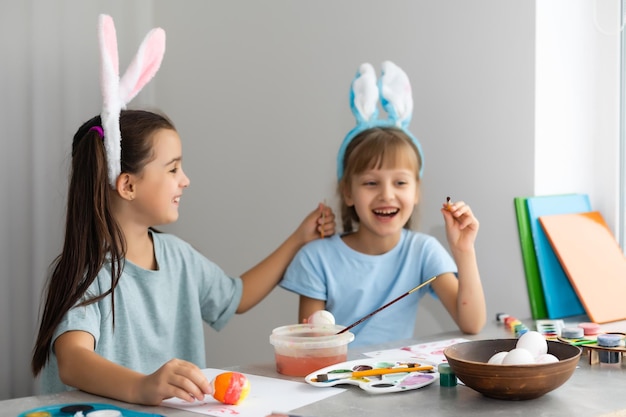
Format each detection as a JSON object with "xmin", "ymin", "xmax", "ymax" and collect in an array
[
  {"xmin": 438, "ymin": 196, "xmax": 486, "ymax": 335},
  {"xmin": 294, "ymin": 202, "xmax": 335, "ymax": 245},
  {"xmin": 316, "ymin": 201, "xmax": 334, "ymax": 241},
  {"xmin": 441, "ymin": 197, "xmax": 479, "ymax": 254}
]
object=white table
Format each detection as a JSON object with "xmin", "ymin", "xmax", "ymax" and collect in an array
[{"xmin": 3, "ymin": 317, "xmax": 626, "ymax": 417}]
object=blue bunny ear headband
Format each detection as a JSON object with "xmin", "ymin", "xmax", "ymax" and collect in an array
[{"xmin": 336, "ymin": 61, "xmax": 424, "ymax": 180}]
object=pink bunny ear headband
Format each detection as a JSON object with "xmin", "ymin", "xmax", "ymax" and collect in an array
[
  {"xmin": 336, "ymin": 61, "xmax": 424, "ymax": 180},
  {"xmin": 97, "ymin": 14, "xmax": 166, "ymax": 189}
]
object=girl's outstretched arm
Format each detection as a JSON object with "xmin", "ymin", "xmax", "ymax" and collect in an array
[
  {"xmin": 434, "ymin": 200, "xmax": 486, "ymax": 334},
  {"xmin": 237, "ymin": 203, "xmax": 335, "ymax": 313},
  {"xmin": 55, "ymin": 331, "xmax": 211, "ymax": 405}
]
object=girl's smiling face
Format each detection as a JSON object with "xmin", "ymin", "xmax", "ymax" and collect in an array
[
  {"xmin": 131, "ymin": 128, "xmax": 190, "ymax": 227},
  {"xmin": 344, "ymin": 162, "xmax": 419, "ymax": 243},
  {"xmin": 338, "ymin": 127, "xmax": 422, "ymax": 253},
  {"xmin": 343, "ymin": 143, "xmax": 419, "ymax": 250}
]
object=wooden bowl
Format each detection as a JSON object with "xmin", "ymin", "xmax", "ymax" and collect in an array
[{"xmin": 443, "ymin": 339, "xmax": 581, "ymax": 400}]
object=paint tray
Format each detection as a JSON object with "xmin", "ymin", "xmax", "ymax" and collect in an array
[
  {"xmin": 305, "ymin": 358, "xmax": 439, "ymax": 394},
  {"xmin": 18, "ymin": 402, "xmax": 164, "ymax": 417}
]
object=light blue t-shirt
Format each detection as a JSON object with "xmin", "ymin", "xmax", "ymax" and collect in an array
[
  {"xmin": 40, "ymin": 231, "xmax": 243, "ymax": 394},
  {"xmin": 280, "ymin": 229, "xmax": 457, "ymax": 347}
]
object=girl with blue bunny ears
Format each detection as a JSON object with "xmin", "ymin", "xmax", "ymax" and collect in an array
[
  {"xmin": 280, "ymin": 61, "xmax": 485, "ymax": 347},
  {"xmin": 31, "ymin": 15, "xmax": 335, "ymax": 405}
]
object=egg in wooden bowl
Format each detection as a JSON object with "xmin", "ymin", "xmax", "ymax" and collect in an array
[{"xmin": 443, "ymin": 338, "xmax": 581, "ymax": 400}]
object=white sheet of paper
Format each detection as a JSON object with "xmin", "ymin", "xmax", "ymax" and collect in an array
[
  {"xmin": 363, "ymin": 338, "xmax": 470, "ymax": 365},
  {"xmin": 161, "ymin": 368, "xmax": 345, "ymax": 417}
]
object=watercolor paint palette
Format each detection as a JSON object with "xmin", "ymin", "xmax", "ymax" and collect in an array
[
  {"xmin": 19, "ymin": 402, "xmax": 164, "ymax": 417},
  {"xmin": 305, "ymin": 358, "xmax": 439, "ymax": 394},
  {"xmin": 535, "ymin": 319, "xmax": 565, "ymax": 339}
]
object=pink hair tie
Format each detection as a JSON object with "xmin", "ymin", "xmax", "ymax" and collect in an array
[{"xmin": 89, "ymin": 126, "xmax": 104, "ymax": 138}]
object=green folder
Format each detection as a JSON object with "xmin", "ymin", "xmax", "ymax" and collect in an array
[{"xmin": 514, "ymin": 197, "xmax": 548, "ymax": 319}]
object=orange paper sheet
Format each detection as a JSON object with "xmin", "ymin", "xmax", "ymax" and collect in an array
[{"xmin": 539, "ymin": 212, "xmax": 626, "ymax": 323}]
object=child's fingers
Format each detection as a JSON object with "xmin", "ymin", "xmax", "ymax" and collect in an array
[
  {"xmin": 170, "ymin": 362, "xmax": 211, "ymax": 401},
  {"xmin": 454, "ymin": 208, "xmax": 479, "ymax": 231},
  {"xmin": 317, "ymin": 201, "xmax": 335, "ymax": 238},
  {"xmin": 172, "ymin": 359, "xmax": 211, "ymax": 397},
  {"xmin": 445, "ymin": 200, "xmax": 469, "ymax": 218},
  {"xmin": 442, "ymin": 200, "xmax": 478, "ymax": 230}
]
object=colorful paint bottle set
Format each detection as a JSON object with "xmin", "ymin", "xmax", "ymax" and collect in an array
[{"xmin": 496, "ymin": 313, "xmax": 529, "ymax": 337}]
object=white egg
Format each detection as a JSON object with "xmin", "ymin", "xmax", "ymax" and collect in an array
[
  {"xmin": 535, "ymin": 353, "xmax": 559, "ymax": 364},
  {"xmin": 487, "ymin": 351, "xmax": 509, "ymax": 365},
  {"xmin": 502, "ymin": 348, "xmax": 536, "ymax": 365},
  {"xmin": 307, "ymin": 310, "xmax": 335, "ymax": 325},
  {"xmin": 516, "ymin": 331, "xmax": 548, "ymax": 358}
]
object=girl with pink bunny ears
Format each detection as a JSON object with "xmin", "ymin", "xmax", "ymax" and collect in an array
[
  {"xmin": 31, "ymin": 15, "xmax": 335, "ymax": 405},
  {"xmin": 281, "ymin": 61, "xmax": 486, "ymax": 348}
]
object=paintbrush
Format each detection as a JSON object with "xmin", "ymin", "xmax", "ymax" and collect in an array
[
  {"xmin": 336, "ymin": 275, "xmax": 439, "ymax": 335},
  {"xmin": 315, "ymin": 364, "xmax": 434, "ymax": 382}
]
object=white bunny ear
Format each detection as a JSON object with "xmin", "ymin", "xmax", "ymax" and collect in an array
[
  {"xmin": 119, "ymin": 28, "xmax": 166, "ymax": 104},
  {"xmin": 96, "ymin": 14, "xmax": 166, "ymax": 189},
  {"xmin": 350, "ymin": 63, "xmax": 379, "ymax": 124},
  {"xmin": 98, "ymin": 15, "xmax": 120, "ymax": 99},
  {"xmin": 379, "ymin": 60, "xmax": 413, "ymax": 128},
  {"xmin": 98, "ymin": 14, "xmax": 123, "ymax": 188}
]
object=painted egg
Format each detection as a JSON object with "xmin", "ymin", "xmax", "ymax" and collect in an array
[
  {"xmin": 211, "ymin": 372, "xmax": 251, "ymax": 405},
  {"xmin": 502, "ymin": 348, "xmax": 536, "ymax": 365},
  {"xmin": 307, "ymin": 310, "xmax": 335, "ymax": 325},
  {"xmin": 535, "ymin": 353, "xmax": 559, "ymax": 364},
  {"xmin": 487, "ymin": 351, "xmax": 509, "ymax": 365},
  {"xmin": 516, "ymin": 330, "xmax": 548, "ymax": 358}
]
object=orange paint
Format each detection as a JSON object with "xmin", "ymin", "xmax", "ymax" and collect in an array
[{"xmin": 275, "ymin": 352, "xmax": 347, "ymax": 377}]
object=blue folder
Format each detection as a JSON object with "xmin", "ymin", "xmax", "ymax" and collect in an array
[{"xmin": 525, "ymin": 194, "xmax": 590, "ymax": 319}]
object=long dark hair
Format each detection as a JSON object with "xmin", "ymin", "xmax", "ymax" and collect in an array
[
  {"xmin": 31, "ymin": 110, "xmax": 175, "ymax": 375},
  {"xmin": 338, "ymin": 126, "xmax": 422, "ymax": 233}
]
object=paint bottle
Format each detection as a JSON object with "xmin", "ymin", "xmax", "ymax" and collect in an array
[
  {"xmin": 496, "ymin": 312, "xmax": 509, "ymax": 323},
  {"xmin": 597, "ymin": 334, "xmax": 622, "ymax": 366},
  {"xmin": 578, "ymin": 322, "xmax": 601, "ymax": 336},
  {"xmin": 561, "ymin": 327, "xmax": 584, "ymax": 339},
  {"xmin": 438, "ymin": 363, "xmax": 457, "ymax": 387}
]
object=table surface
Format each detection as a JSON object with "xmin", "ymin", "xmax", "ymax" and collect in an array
[{"xmin": 4, "ymin": 317, "xmax": 626, "ymax": 417}]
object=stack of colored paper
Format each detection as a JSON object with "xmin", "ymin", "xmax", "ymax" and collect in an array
[{"xmin": 514, "ymin": 193, "xmax": 626, "ymax": 323}]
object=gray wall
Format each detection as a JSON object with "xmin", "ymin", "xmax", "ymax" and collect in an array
[{"xmin": 153, "ymin": 1, "xmax": 536, "ymax": 368}]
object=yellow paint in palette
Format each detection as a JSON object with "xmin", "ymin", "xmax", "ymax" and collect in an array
[{"xmin": 315, "ymin": 364, "xmax": 433, "ymax": 382}]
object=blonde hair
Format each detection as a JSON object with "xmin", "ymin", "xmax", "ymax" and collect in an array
[{"xmin": 338, "ymin": 127, "xmax": 422, "ymax": 233}]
